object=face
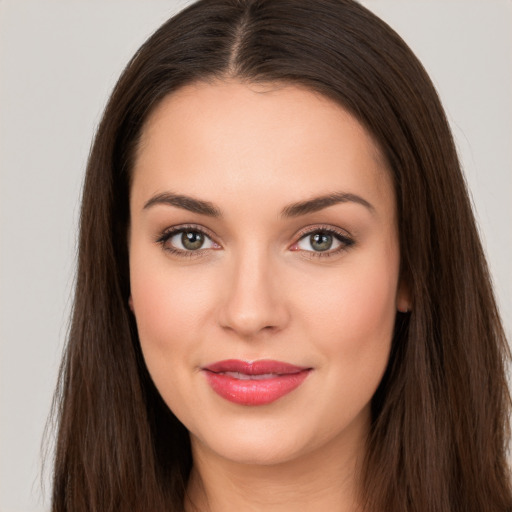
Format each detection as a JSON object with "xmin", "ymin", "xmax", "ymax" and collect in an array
[{"xmin": 129, "ymin": 80, "xmax": 409, "ymax": 467}]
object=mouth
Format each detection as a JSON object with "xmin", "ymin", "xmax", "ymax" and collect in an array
[{"xmin": 201, "ymin": 359, "xmax": 312, "ymax": 406}]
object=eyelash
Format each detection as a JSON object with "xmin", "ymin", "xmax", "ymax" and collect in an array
[
  {"xmin": 292, "ymin": 225, "xmax": 355, "ymax": 259},
  {"xmin": 155, "ymin": 224, "xmax": 355, "ymax": 259},
  {"xmin": 155, "ymin": 224, "xmax": 219, "ymax": 259}
]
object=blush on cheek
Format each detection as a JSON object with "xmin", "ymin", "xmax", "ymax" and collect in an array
[
  {"xmin": 305, "ymin": 273, "xmax": 397, "ymax": 384},
  {"xmin": 131, "ymin": 269, "xmax": 211, "ymax": 367}
]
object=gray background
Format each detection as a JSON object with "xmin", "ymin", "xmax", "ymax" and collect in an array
[{"xmin": 1, "ymin": 1, "xmax": 511, "ymax": 511}]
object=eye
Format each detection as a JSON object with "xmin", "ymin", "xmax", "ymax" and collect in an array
[
  {"xmin": 156, "ymin": 226, "xmax": 220, "ymax": 255},
  {"xmin": 297, "ymin": 231, "xmax": 339, "ymax": 252},
  {"xmin": 291, "ymin": 227, "xmax": 354, "ymax": 257}
]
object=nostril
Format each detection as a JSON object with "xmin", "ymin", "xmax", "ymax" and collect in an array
[{"xmin": 218, "ymin": 303, "xmax": 289, "ymax": 338}]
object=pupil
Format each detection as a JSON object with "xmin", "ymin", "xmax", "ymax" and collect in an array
[
  {"xmin": 182, "ymin": 231, "xmax": 204, "ymax": 250},
  {"xmin": 311, "ymin": 232, "xmax": 332, "ymax": 251}
]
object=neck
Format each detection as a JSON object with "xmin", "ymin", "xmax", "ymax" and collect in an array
[{"xmin": 184, "ymin": 420, "xmax": 368, "ymax": 512}]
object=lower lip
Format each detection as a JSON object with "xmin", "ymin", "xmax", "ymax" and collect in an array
[{"xmin": 203, "ymin": 370, "xmax": 311, "ymax": 406}]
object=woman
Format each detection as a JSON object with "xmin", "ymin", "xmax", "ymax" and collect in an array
[{"xmin": 50, "ymin": 0, "xmax": 512, "ymax": 511}]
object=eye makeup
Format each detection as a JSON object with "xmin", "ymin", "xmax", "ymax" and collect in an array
[
  {"xmin": 154, "ymin": 222, "xmax": 355, "ymax": 260},
  {"xmin": 290, "ymin": 224, "xmax": 355, "ymax": 259},
  {"xmin": 154, "ymin": 223, "xmax": 220, "ymax": 258}
]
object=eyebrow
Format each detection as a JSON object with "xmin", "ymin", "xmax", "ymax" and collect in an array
[
  {"xmin": 143, "ymin": 192, "xmax": 221, "ymax": 216},
  {"xmin": 143, "ymin": 191, "xmax": 374, "ymax": 217},
  {"xmin": 281, "ymin": 192, "xmax": 375, "ymax": 217}
]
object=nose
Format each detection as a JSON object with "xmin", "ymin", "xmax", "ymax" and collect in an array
[{"xmin": 217, "ymin": 247, "xmax": 290, "ymax": 339}]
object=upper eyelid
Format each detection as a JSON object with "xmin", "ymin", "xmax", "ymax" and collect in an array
[
  {"xmin": 294, "ymin": 228, "xmax": 354, "ymax": 248},
  {"xmin": 294, "ymin": 224, "xmax": 353, "ymax": 240},
  {"xmin": 155, "ymin": 225, "xmax": 219, "ymax": 256},
  {"xmin": 156, "ymin": 224, "xmax": 355, "ymax": 257},
  {"xmin": 156, "ymin": 224, "xmax": 217, "ymax": 242},
  {"xmin": 155, "ymin": 223, "xmax": 354, "ymax": 249}
]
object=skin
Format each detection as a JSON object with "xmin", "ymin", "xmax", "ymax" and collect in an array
[{"xmin": 129, "ymin": 80, "xmax": 410, "ymax": 511}]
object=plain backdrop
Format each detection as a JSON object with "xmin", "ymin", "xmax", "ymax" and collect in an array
[{"xmin": 0, "ymin": 1, "xmax": 511, "ymax": 511}]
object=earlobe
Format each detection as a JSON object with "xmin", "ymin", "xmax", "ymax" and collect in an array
[
  {"xmin": 396, "ymin": 280, "xmax": 412, "ymax": 314},
  {"xmin": 128, "ymin": 295, "xmax": 134, "ymax": 312}
]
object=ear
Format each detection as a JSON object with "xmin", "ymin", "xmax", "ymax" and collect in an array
[
  {"xmin": 128, "ymin": 295, "xmax": 134, "ymax": 312},
  {"xmin": 396, "ymin": 279, "xmax": 412, "ymax": 313}
]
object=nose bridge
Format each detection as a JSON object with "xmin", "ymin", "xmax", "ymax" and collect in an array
[{"xmin": 219, "ymin": 241, "xmax": 288, "ymax": 337}]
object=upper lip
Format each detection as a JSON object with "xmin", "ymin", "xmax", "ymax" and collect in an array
[{"xmin": 202, "ymin": 359, "xmax": 310, "ymax": 375}]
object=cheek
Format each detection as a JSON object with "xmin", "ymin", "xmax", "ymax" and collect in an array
[
  {"xmin": 129, "ymin": 258, "xmax": 215, "ymax": 421},
  {"xmin": 296, "ymin": 248, "xmax": 399, "ymax": 369},
  {"xmin": 295, "ymin": 253, "xmax": 399, "ymax": 435},
  {"xmin": 129, "ymin": 249, "xmax": 213, "ymax": 373}
]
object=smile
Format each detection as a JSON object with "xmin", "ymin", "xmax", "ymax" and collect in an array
[{"xmin": 202, "ymin": 359, "xmax": 312, "ymax": 406}]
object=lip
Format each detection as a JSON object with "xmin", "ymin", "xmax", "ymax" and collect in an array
[{"xmin": 202, "ymin": 359, "xmax": 312, "ymax": 406}]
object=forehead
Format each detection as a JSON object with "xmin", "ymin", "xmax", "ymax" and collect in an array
[{"xmin": 131, "ymin": 80, "xmax": 394, "ymax": 218}]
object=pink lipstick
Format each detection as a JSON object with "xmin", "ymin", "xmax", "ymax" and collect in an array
[{"xmin": 202, "ymin": 359, "xmax": 311, "ymax": 406}]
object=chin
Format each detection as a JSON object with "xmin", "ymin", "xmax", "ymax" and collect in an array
[
  {"xmin": 190, "ymin": 419, "xmax": 314, "ymax": 466},
  {"xmin": 211, "ymin": 441, "xmax": 308, "ymax": 467}
]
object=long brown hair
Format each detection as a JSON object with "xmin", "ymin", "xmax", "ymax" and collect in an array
[{"xmin": 50, "ymin": 1, "xmax": 512, "ymax": 510}]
